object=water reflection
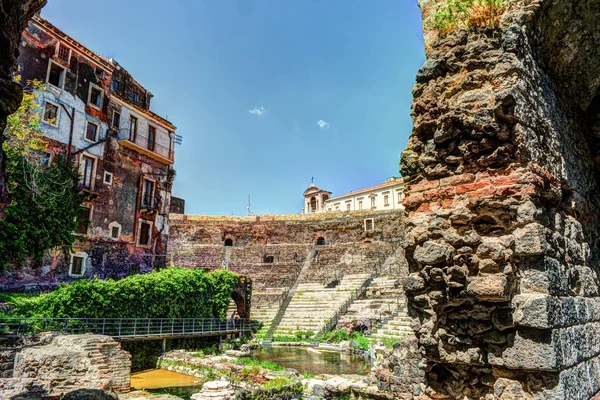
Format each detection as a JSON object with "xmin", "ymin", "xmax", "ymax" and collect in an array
[{"xmin": 251, "ymin": 346, "xmax": 371, "ymax": 375}]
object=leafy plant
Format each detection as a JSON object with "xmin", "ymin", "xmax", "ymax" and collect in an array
[
  {"xmin": 239, "ymin": 357, "xmax": 284, "ymax": 371},
  {"xmin": 432, "ymin": 0, "xmax": 508, "ymax": 36},
  {"xmin": 0, "ymin": 79, "xmax": 84, "ymax": 271},
  {"xmin": 6, "ymin": 267, "xmax": 240, "ymax": 319}
]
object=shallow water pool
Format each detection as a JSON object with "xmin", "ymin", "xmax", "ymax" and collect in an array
[{"xmin": 250, "ymin": 346, "xmax": 371, "ymax": 375}]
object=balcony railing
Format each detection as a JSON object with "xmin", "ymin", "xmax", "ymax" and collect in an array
[{"xmin": 118, "ymin": 128, "xmax": 174, "ymax": 164}]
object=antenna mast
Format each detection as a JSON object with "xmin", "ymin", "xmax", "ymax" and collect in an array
[{"xmin": 247, "ymin": 194, "xmax": 252, "ymax": 216}]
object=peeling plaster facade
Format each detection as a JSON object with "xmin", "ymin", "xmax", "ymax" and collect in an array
[{"xmin": 0, "ymin": 15, "xmax": 177, "ymax": 291}]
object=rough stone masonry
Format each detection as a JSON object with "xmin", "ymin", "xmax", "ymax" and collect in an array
[{"xmin": 399, "ymin": 0, "xmax": 600, "ymax": 399}]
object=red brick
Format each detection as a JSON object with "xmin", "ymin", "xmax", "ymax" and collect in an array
[
  {"xmin": 403, "ymin": 193, "xmax": 425, "ymax": 207},
  {"xmin": 489, "ymin": 175, "xmax": 518, "ymax": 187},
  {"xmin": 416, "ymin": 202, "xmax": 431, "ymax": 212},
  {"xmin": 439, "ymin": 173, "xmax": 475, "ymax": 188},
  {"xmin": 456, "ymin": 181, "xmax": 491, "ymax": 194},
  {"xmin": 441, "ymin": 199, "xmax": 454, "ymax": 208},
  {"xmin": 410, "ymin": 179, "xmax": 440, "ymax": 193}
]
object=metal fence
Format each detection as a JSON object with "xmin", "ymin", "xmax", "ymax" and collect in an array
[{"xmin": 0, "ymin": 318, "xmax": 251, "ymax": 340}]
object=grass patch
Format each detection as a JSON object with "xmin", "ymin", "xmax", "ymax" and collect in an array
[
  {"xmin": 432, "ymin": 0, "xmax": 508, "ymax": 36},
  {"xmin": 261, "ymin": 377, "xmax": 292, "ymax": 390},
  {"xmin": 239, "ymin": 357, "xmax": 284, "ymax": 371}
]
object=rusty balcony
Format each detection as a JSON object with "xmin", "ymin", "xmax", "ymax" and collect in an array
[{"xmin": 117, "ymin": 128, "xmax": 174, "ymax": 165}]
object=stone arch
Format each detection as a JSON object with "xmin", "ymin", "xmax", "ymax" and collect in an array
[
  {"xmin": 223, "ymin": 234, "xmax": 235, "ymax": 247},
  {"xmin": 230, "ymin": 276, "xmax": 252, "ymax": 319},
  {"xmin": 315, "ymin": 236, "xmax": 326, "ymax": 246}
]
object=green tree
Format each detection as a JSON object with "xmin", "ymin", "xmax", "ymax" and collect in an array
[{"xmin": 0, "ymin": 80, "xmax": 84, "ymax": 270}]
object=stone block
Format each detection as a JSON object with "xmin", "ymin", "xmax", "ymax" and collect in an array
[
  {"xmin": 514, "ymin": 223, "xmax": 548, "ymax": 256},
  {"xmin": 513, "ymin": 294, "xmax": 600, "ymax": 329},
  {"xmin": 519, "ymin": 257, "xmax": 568, "ymax": 295},
  {"xmin": 413, "ymin": 241, "xmax": 453, "ymax": 265},
  {"xmin": 466, "ymin": 274, "xmax": 512, "ymax": 302}
]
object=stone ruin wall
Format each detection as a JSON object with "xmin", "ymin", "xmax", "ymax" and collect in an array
[
  {"xmin": 398, "ymin": 0, "xmax": 600, "ymax": 399},
  {"xmin": 168, "ymin": 211, "xmax": 405, "ymax": 248},
  {"xmin": 0, "ymin": 334, "xmax": 131, "ymax": 398},
  {"xmin": 167, "ymin": 211, "xmax": 408, "ymax": 299}
]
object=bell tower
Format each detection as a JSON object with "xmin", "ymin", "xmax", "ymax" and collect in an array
[{"xmin": 302, "ymin": 179, "xmax": 332, "ymax": 214}]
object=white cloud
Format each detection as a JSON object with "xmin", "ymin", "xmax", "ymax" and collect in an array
[
  {"xmin": 316, "ymin": 119, "xmax": 330, "ymax": 129},
  {"xmin": 248, "ymin": 106, "xmax": 266, "ymax": 116}
]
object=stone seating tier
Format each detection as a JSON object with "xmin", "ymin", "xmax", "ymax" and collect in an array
[{"xmin": 273, "ymin": 274, "xmax": 370, "ymax": 336}]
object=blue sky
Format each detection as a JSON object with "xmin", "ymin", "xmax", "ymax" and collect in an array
[{"xmin": 41, "ymin": 0, "xmax": 425, "ymax": 215}]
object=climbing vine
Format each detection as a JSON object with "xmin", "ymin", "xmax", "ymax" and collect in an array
[{"xmin": 0, "ymin": 80, "xmax": 84, "ymax": 270}]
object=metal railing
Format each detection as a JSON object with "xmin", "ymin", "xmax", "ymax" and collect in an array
[
  {"xmin": 118, "ymin": 128, "xmax": 174, "ymax": 162},
  {"xmin": 0, "ymin": 318, "xmax": 251, "ymax": 340}
]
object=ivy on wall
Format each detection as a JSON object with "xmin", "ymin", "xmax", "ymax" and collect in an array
[{"xmin": 8, "ymin": 267, "xmax": 240, "ymax": 319}]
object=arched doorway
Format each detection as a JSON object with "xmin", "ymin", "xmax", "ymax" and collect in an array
[
  {"xmin": 224, "ymin": 238, "xmax": 233, "ymax": 246},
  {"xmin": 316, "ymin": 237, "xmax": 326, "ymax": 246}
]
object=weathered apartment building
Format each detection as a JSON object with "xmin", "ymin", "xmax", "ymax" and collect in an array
[{"xmin": 3, "ymin": 15, "xmax": 178, "ymax": 289}]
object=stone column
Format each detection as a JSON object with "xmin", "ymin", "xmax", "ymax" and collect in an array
[
  {"xmin": 0, "ymin": 0, "xmax": 47, "ymax": 215},
  {"xmin": 400, "ymin": 1, "xmax": 600, "ymax": 398}
]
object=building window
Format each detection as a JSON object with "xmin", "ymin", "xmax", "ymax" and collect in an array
[
  {"xmin": 112, "ymin": 111, "xmax": 120, "ymax": 129},
  {"xmin": 335, "ymin": 203, "xmax": 340, "ymax": 211},
  {"xmin": 365, "ymin": 218, "xmax": 374, "ymax": 232},
  {"xmin": 112, "ymin": 80, "xmax": 120, "ymax": 91},
  {"xmin": 43, "ymin": 101, "xmax": 59, "ymax": 126},
  {"xmin": 130, "ymin": 91, "xmax": 139, "ymax": 103},
  {"xmin": 88, "ymin": 84, "xmax": 103, "ymax": 109},
  {"xmin": 69, "ymin": 253, "xmax": 87, "ymax": 277},
  {"xmin": 148, "ymin": 126, "xmax": 156, "ymax": 151},
  {"xmin": 384, "ymin": 195, "xmax": 389, "ymax": 206},
  {"xmin": 142, "ymin": 179, "xmax": 154, "ymax": 208},
  {"xmin": 40, "ymin": 152, "xmax": 52, "ymax": 167},
  {"xmin": 138, "ymin": 220, "xmax": 152, "ymax": 247},
  {"xmin": 95, "ymin": 67, "xmax": 105, "ymax": 78},
  {"xmin": 57, "ymin": 43, "xmax": 71, "ymax": 63},
  {"xmin": 103, "ymin": 171, "xmax": 113, "ymax": 185},
  {"xmin": 108, "ymin": 222, "xmax": 122, "ymax": 240},
  {"xmin": 346, "ymin": 203, "xmax": 351, "ymax": 211},
  {"xmin": 77, "ymin": 207, "xmax": 91, "ymax": 235},
  {"xmin": 80, "ymin": 155, "xmax": 95, "ymax": 189},
  {"xmin": 129, "ymin": 116, "xmax": 138, "ymax": 142},
  {"xmin": 358, "ymin": 200, "xmax": 363, "ymax": 210},
  {"xmin": 371, "ymin": 197, "xmax": 376, "ymax": 208},
  {"xmin": 85, "ymin": 121, "xmax": 99, "ymax": 142},
  {"xmin": 397, "ymin": 190, "xmax": 403, "ymax": 204},
  {"xmin": 47, "ymin": 61, "xmax": 66, "ymax": 88}
]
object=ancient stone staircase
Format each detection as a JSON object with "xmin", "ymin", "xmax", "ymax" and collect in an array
[
  {"xmin": 337, "ymin": 276, "xmax": 403, "ymax": 326},
  {"xmin": 249, "ymin": 288, "xmax": 287, "ymax": 336},
  {"xmin": 263, "ymin": 247, "xmax": 315, "ymax": 340},
  {"xmin": 272, "ymin": 273, "xmax": 371, "ymax": 338},
  {"xmin": 370, "ymin": 300, "xmax": 413, "ymax": 340}
]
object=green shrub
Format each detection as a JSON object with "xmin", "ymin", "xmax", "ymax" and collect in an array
[
  {"xmin": 261, "ymin": 377, "xmax": 292, "ymax": 390},
  {"xmin": 239, "ymin": 357, "xmax": 284, "ymax": 371},
  {"xmin": 6, "ymin": 267, "xmax": 239, "ymax": 319},
  {"xmin": 432, "ymin": 0, "xmax": 508, "ymax": 36}
]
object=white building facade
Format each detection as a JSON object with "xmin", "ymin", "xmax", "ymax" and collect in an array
[{"xmin": 303, "ymin": 177, "xmax": 404, "ymax": 214}]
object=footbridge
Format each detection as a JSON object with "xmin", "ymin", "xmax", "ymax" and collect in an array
[{"xmin": 0, "ymin": 317, "xmax": 251, "ymax": 341}]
